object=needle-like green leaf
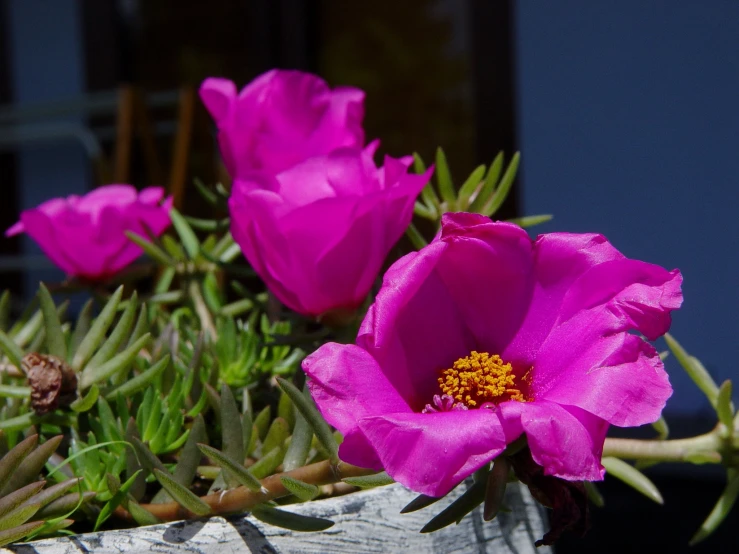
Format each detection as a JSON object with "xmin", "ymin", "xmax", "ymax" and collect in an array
[
  {"xmin": 690, "ymin": 471, "xmax": 739, "ymax": 545},
  {"xmin": 0, "ymin": 435, "xmax": 38, "ymax": 493},
  {"xmin": 153, "ymin": 469, "xmax": 211, "ymax": 517},
  {"xmin": 72, "ymin": 286, "xmax": 124, "ymax": 372},
  {"xmin": 37, "ymin": 283, "xmax": 66, "ymax": 360},
  {"xmin": 602, "ymin": 457, "xmax": 663, "ymax": 504},
  {"xmin": 343, "ymin": 472, "xmax": 395, "ymax": 488},
  {"xmin": 197, "ymin": 444, "xmax": 264, "ymax": 493},
  {"xmin": 276, "ymin": 378, "xmax": 338, "ymax": 464},
  {"xmin": 279, "ymin": 476, "xmax": 319, "ymax": 501},
  {"xmin": 251, "ymin": 505, "xmax": 334, "ymax": 532},
  {"xmin": 169, "ymin": 208, "xmax": 200, "ymax": 259},
  {"xmin": 79, "ymin": 333, "xmax": 151, "ymax": 389}
]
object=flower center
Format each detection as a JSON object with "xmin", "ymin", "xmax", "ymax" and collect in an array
[{"xmin": 436, "ymin": 351, "xmax": 527, "ymax": 409}]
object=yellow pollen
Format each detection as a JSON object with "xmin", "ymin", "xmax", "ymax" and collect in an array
[{"xmin": 438, "ymin": 351, "xmax": 526, "ymax": 408}]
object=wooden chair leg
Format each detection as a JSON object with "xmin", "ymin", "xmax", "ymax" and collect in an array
[
  {"xmin": 113, "ymin": 86, "xmax": 135, "ymax": 184},
  {"xmin": 169, "ymin": 87, "xmax": 196, "ymax": 210}
]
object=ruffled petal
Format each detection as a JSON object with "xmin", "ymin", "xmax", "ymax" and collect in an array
[
  {"xmin": 303, "ymin": 343, "xmax": 410, "ymax": 434},
  {"xmin": 357, "ymin": 242, "xmax": 476, "ymax": 409},
  {"xmin": 434, "ymin": 214, "xmax": 536, "ymax": 356},
  {"xmin": 199, "ymin": 77, "xmax": 237, "ymax": 123},
  {"xmin": 19, "ymin": 210, "xmax": 78, "ymax": 275},
  {"xmin": 557, "ymin": 259, "xmax": 683, "ymax": 340},
  {"xmin": 358, "ymin": 409, "xmax": 508, "ymax": 497},
  {"xmin": 534, "ymin": 331, "xmax": 671, "ymax": 427},
  {"xmin": 499, "ymin": 400, "xmax": 607, "ymax": 481},
  {"xmin": 502, "ymin": 232, "xmax": 626, "ymax": 364}
]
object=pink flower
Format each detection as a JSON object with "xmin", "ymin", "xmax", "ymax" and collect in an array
[
  {"xmin": 6, "ymin": 185, "xmax": 173, "ymax": 280},
  {"xmin": 303, "ymin": 212, "xmax": 683, "ymax": 497},
  {"xmin": 229, "ymin": 145, "xmax": 433, "ymax": 318},
  {"xmin": 200, "ymin": 70, "xmax": 365, "ymax": 178}
]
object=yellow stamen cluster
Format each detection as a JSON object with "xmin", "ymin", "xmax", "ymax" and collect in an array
[{"xmin": 439, "ymin": 351, "xmax": 525, "ymax": 408}]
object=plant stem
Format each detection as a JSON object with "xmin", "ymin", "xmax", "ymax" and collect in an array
[
  {"xmin": 188, "ymin": 280, "xmax": 216, "ymax": 341},
  {"xmin": 603, "ymin": 430, "xmax": 722, "ymax": 463},
  {"xmin": 115, "ymin": 460, "xmax": 375, "ymax": 522}
]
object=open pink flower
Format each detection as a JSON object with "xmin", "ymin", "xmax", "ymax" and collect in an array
[
  {"xmin": 6, "ymin": 185, "xmax": 173, "ymax": 280},
  {"xmin": 229, "ymin": 145, "xmax": 433, "ymax": 318},
  {"xmin": 303, "ymin": 212, "xmax": 682, "ymax": 497},
  {"xmin": 200, "ymin": 70, "xmax": 365, "ymax": 178}
]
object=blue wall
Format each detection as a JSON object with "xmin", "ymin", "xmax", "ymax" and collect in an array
[
  {"xmin": 7, "ymin": 0, "xmax": 89, "ymax": 289},
  {"xmin": 515, "ymin": 2, "xmax": 739, "ymax": 416}
]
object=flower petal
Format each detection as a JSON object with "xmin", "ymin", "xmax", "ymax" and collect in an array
[
  {"xmin": 534, "ymin": 331, "xmax": 672, "ymax": 427},
  {"xmin": 358, "ymin": 409, "xmax": 508, "ymax": 497},
  {"xmin": 434, "ymin": 214, "xmax": 536, "ymax": 356},
  {"xmin": 502, "ymin": 232, "xmax": 626, "ymax": 364},
  {"xmin": 357, "ymin": 242, "xmax": 476, "ymax": 409},
  {"xmin": 499, "ymin": 400, "xmax": 607, "ymax": 481},
  {"xmin": 199, "ymin": 77, "xmax": 237, "ymax": 122}
]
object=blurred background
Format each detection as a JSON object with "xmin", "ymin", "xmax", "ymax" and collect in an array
[{"xmin": 0, "ymin": 1, "xmax": 737, "ymax": 551}]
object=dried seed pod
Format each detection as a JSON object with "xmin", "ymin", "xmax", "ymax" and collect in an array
[{"xmin": 22, "ymin": 353, "xmax": 77, "ymax": 415}]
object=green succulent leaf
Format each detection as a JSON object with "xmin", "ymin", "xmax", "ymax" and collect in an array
[
  {"xmin": 282, "ymin": 403, "xmax": 313, "ymax": 472},
  {"xmin": 583, "ymin": 481, "xmax": 605, "ymax": 508},
  {"xmin": 125, "ymin": 232, "xmax": 175, "ymax": 266},
  {"xmin": 220, "ymin": 384, "xmax": 245, "ymax": 479},
  {"xmin": 0, "ymin": 329, "xmax": 24, "ymax": 370},
  {"xmin": 664, "ymin": 333, "xmax": 719, "ymax": 407},
  {"xmin": 262, "ymin": 418, "xmax": 290, "ymax": 458},
  {"xmin": 716, "ymin": 380, "xmax": 735, "ymax": 431},
  {"xmin": 35, "ymin": 491, "xmax": 95, "ymax": 519},
  {"xmin": 153, "ymin": 469, "xmax": 211, "ymax": 517},
  {"xmin": 457, "ymin": 164, "xmax": 487, "ymax": 210},
  {"xmin": 248, "ymin": 446, "xmax": 285, "ymax": 480},
  {"xmin": 95, "ymin": 470, "xmax": 143, "ymax": 531},
  {"xmin": 602, "ymin": 457, "xmax": 663, "ymax": 504},
  {"xmin": 72, "ymin": 286, "xmax": 124, "ymax": 372},
  {"xmin": 482, "ymin": 152, "xmax": 520, "ymax": 217},
  {"xmin": 70, "ymin": 384, "xmax": 100, "ymax": 413},
  {"xmin": 169, "ymin": 208, "xmax": 200, "ymax": 259},
  {"xmin": 343, "ymin": 472, "xmax": 395, "ymax": 488},
  {"xmin": 0, "ymin": 503, "xmax": 40, "ymax": 532},
  {"xmin": 79, "ymin": 333, "xmax": 151, "ymax": 389},
  {"xmin": 69, "ymin": 299, "xmax": 94, "ymax": 358},
  {"xmin": 405, "ymin": 223, "xmax": 428, "ymax": 250},
  {"xmin": 434, "ymin": 147, "xmax": 456, "ymax": 208},
  {"xmin": 276, "ymin": 378, "xmax": 338, "ymax": 464},
  {"xmin": 483, "ymin": 457, "xmax": 510, "ymax": 521},
  {"xmin": 0, "ymin": 435, "xmax": 39, "ymax": 493},
  {"xmin": 1, "ymin": 435, "xmax": 62, "ymax": 495},
  {"xmin": 0, "ymin": 521, "xmax": 45, "ymax": 548},
  {"xmin": 690, "ymin": 472, "xmax": 739, "ymax": 545},
  {"xmin": 197, "ymin": 443, "xmax": 264, "ymax": 493},
  {"xmin": 38, "ymin": 283, "xmax": 66, "ymax": 360},
  {"xmin": 507, "ymin": 214, "xmax": 553, "ymax": 228},
  {"xmin": 127, "ymin": 499, "xmax": 161, "ymax": 526},
  {"xmin": 400, "ymin": 493, "xmax": 443, "ymax": 514},
  {"xmin": 86, "ymin": 292, "xmax": 139, "ymax": 371},
  {"xmin": 467, "ymin": 151, "xmax": 503, "ymax": 214},
  {"xmin": 421, "ymin": 480, "xmax": 486, "ymax": 533},
  {"xmin": 0, "ymin": 481, "xmax": 46, "ymax": 519},
  {"xmin": 251, "ymin": 505, "xmax": 334, "ymax": 532},
  {"xmin": 104, "ymin": 355, "xmax": 170, "ymax": 400},
  {"xmin": 279, "ymin": 476, "xmax": 319, "ymax": 501}
]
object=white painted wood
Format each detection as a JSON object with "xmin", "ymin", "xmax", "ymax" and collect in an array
[{"xmin": 4, "ymin": 482, "xmax": 551, "ymax": 553}]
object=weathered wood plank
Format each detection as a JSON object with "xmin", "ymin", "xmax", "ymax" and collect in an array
[{"xmin": 4, "ymin": 482, "xmax": 551, "ymax": 553}]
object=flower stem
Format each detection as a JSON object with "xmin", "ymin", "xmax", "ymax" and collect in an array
[
  {"xmin": 603, "ymin": 430, "xmax": 722, "ymax": 463},
  {"xmin": 188, "ymin": 280, "xmax": 216, "ymax": 341},
  {"xmin": 114, "ymin": 460, "xmax": 375, "ymax": 522}
]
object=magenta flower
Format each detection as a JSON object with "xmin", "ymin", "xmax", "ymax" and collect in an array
[
  {"xmin": 6, "ymin": 185, "xmax": 173, "ymax": 280},
  {"xmin": 303, "ymin": 212, "xmax": 682, "ymax": 497},
  {"xmin": 200, "ymin": 70, "xmax": 365, "ymax": 178},
  {"xmin": 229, "ymin": 145, "xmax": 433, "ymax": 318}
]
